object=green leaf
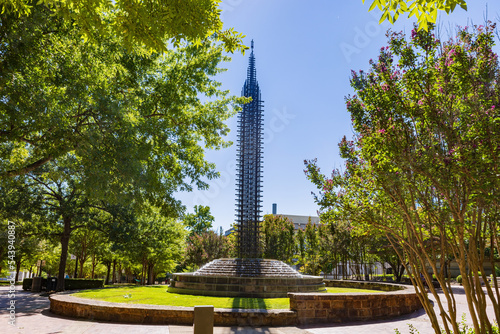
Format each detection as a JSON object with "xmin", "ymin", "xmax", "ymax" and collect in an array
[{"xmin": 369, "ymin": 0, "xmax": 379, "ymax": 11}]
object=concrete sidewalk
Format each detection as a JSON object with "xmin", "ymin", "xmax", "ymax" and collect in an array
[{"xmin": 0, "ymin": 285, "xmax": 495, "ymax": 334}]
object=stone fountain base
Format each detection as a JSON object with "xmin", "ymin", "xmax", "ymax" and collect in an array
[{"xmin": 168, "ymin": 258, "xmax": 325, "ymax": 298}]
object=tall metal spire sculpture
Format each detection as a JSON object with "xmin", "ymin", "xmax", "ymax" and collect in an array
[
  {"xmin": 235, "ymin": 40, "xmax": 263, "ymax": 258},
  {"xmin": 170, "ymin": 47, "xmax": 325, "ymax": 294}
]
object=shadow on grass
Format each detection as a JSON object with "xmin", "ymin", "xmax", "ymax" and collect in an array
[{"xmin": 231, "ymin": 297, "xmax": 269, "ymax": 310}]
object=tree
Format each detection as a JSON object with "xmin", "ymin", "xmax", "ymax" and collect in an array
[
  {"xmin": 295, "ymin": 227, "xmax": 306, "ymax": 269},
  {"xmin": 304, "ymin": 220, "xmax": 321, "ymax": 276},
  {"xmin": 0, "ymin": 176, "xmax": 45, "ymax": 279},
  {"xmin": 0, "ymin": 0, "xmax": 245, "ymax": 53},
  {"xmin": 306, "ymin": 24, "xmax": 500, "ymax": 334},
  {"xmin": 260, "ymin": 214, "xmax": 296, "ymax": 263},
  {"xmin": 184, "ymin": 231, "xmax": 232, "ymax": 270},
  {"xmin": 123, "ymin": 206, "xmax": 186, "ymax": 285},
  {"xmin": 22, "ymin": 161, "xmax": 103, "ymax": 290},
  {"xmin": 315, "ymin": 213, "xmax": 353, "ymax": 279},
  {"xmin": 183, "ymin": 205, "xmax": 215, "ymax": 237},
  {"xmin": 0, "ymin": 219, "xmax": 41, "ymax": 281},
  {"xmin": 363, "ymin": 0, "xmax": 467, "ymax": 30},
  {"xmin": 69, "ymin": 227, "xmax": 103, "ymax": 278},
  {"xmin": 367, "ymin": 233, "xmax": 407, "ymax": 282},
  {"xmin": 0, "ymin": 4, "xmax": 246, "ymax": 211}
]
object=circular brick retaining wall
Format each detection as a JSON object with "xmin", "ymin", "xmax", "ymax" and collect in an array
[
  {"xmin": 49, "ymin": 293, "xmax": 296, "ymax": 326},
  {"xmin": 49, "ymin": 281, "xmax": 422, "ymax": 326},
  {"xmin": 289, "ymin": 280, "xmax": 422, "ymax": 325}
]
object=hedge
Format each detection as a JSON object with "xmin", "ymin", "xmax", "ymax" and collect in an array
[
  {"xmin": 64, "ymin": 278, "xmax": 104, "ymax": 290},
  {"xmin": 22, "ymin": 278, "xmax": 104, "ymax": 291},
  {"xmin": 0, "ymin": 281, "xmax": 22, "ymax": 285}
]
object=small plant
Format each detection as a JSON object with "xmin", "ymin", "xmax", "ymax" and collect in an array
[
  {"xmin": 456, "ymin": 275, "xmax": 462, "ymax": 284},
  {"xmin": 395, "ymin": 324, "xmax": 420, "ymax": 334},
  {"xmin": 458, "ymin": 313, "xmax": 472, "ymax": 334}
]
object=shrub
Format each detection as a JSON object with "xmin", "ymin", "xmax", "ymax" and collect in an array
[
  {"xmin": 22, "ymin": 278, "xmax": 47, "ymax": 290},
  {"xmin": 456, "ymin": 275, "xmax": 462, "ymax": 284},
  {"xmin": 64, "ymin": 279, "xmax": 104, "ymax": 290},
  {"xmin": 0, "ymin": 281, "xmax": 22, "ymax": 285},
  {"xmin": 22, "ymin": 278, "xmax": 104, "ymax": 291}
]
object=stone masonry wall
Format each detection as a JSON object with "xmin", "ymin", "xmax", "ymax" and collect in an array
[
  {"xmin": 50, "ymin": 281, "xmax": 422, "ymax": 326},
  {"xmin": 323, "ymin": 279, "xmax": 406, "ymax": 291},
  {"xmin": 289, "ymin": 283, "xmax": 422, "ymax": 325},
  {"xmin": 50, "ymin": 293, "xmax": 296, "ymax": 326}
]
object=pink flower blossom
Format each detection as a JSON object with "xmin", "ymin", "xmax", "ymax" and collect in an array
[{"xmin": 378, "ymin": 129, "xmax": 386, "ymax": 134}]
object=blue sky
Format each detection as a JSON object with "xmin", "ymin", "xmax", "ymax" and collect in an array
[{"xmin": 176, "ymin": 0, "xmax": 500, "ymax": 232}]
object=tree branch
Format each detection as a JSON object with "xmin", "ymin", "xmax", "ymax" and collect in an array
[{"xmin": 3, "ymin": 156, "xmax": 53, "ymax": 177}]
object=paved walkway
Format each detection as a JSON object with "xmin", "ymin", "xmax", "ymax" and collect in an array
[{"xmin": 0, "ymin": 285, "xmax": 495, "ymax": 334}]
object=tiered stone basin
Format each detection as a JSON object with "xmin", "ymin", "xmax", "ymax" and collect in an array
[{"xmin": 168, "ymin": 258, "xmax": 325, "ymax": 298}]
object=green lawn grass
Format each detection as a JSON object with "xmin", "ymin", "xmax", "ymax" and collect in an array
[{"xmin": 72, "ymin": 285, "xmax": 382, "ymax": 309}]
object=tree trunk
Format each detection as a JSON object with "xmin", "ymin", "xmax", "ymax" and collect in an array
[
  {"xmin": 141, "ymin": 260, "xmax": 146, "ymax": 285},
  {"xmin": 147, "ymin": 263, "xmax": 154, "ymax": 285},
  {"xmin": 105, "ymin": 262, "xmax": 111, "ymax": 285},
  {"xmin": 78, "ymin": 256, "xmax": 85, "ymax": 278},
  {"xmin": 57, "ymin": 217, "xmax": 72, "ymax": 291},
  {"xmin": 15, "ymin": 260, "xmax": 22, "ymax": 282},
  {"xmin": 111, "ymin": 259, "xmax": 116, "ymax": 284},
  {"xmin": 73, "ymin": 258, "xmax": 78, "ymax": 278},
  {"xmin": 91, "ymin": 254, "xmax": 96, "ymax": 278}
]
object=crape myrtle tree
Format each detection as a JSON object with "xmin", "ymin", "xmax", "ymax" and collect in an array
[{"xmin": 306, "ymin": 24, "xmax": 500, "ymax": 333}]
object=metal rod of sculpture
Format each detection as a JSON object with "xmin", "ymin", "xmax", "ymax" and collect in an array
[{"xmin": 235, "ymin": 40, "xmax": 263, "ymax": 259}]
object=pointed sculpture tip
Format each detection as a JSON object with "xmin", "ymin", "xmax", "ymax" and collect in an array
[{"xmin": 251, "ymin": 39, "xmax": 254, "ymax": 51}]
